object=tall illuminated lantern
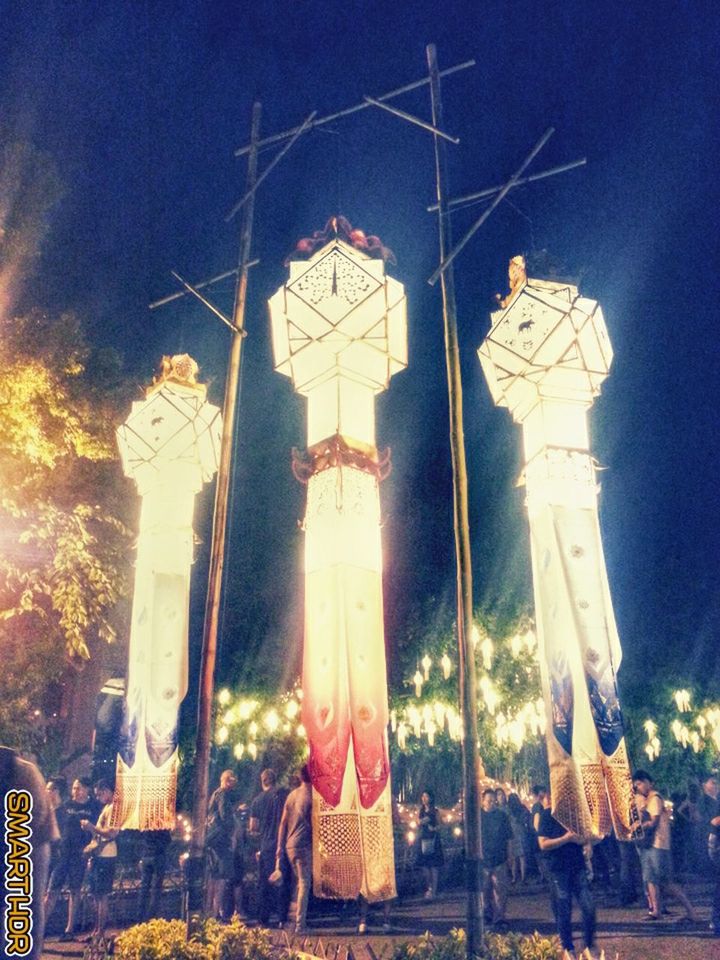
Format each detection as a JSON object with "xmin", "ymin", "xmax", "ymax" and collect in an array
[
  {"xmin": 479, "ymin": 259, "xmax": 636, "ymax": 839},
  {"xmin": 111, "ymin": 355, "xmax": 222, "ymax": 830},
  {"xmin": 269, "ymin": 220, "xmax": 406, "ymax": 900}
]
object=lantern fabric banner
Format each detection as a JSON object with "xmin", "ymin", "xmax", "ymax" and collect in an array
[
  {"xmin": 529, "ymin": 496, "xmax": 636, "ymax": 839},
  {"xmin": 303, "ymin": 463, "xmax": 396, "ymax": 901}
]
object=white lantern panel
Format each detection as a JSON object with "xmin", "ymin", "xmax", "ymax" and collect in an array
[
  {"xmin": 307, "ymin": 377, "xmax": 376, "ymax": 448},
  {"xmin": 522, "ymin": 400, "xmax": 589, "ymax": 462}
]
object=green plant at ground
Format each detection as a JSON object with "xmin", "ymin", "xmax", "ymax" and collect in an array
[
  {"xmin": 114, "ymin": 916, "xmax": 284, "ymax": 960},
  {"xmin": 390, "ymin": 929, "xmax": 562, "ymax": 960}
]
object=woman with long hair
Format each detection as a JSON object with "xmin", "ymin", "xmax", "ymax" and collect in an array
[{"xmin": 417, "ymin": 790, "xmax": 443, "ymax": 899}]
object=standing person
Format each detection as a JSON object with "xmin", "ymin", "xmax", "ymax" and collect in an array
[
  {"xmin": 46, "ymin": 778, "xmax": 68, "ymax": 885},
  {"xmin": 507, "ymin": 793, "xmax": 531, "ymax": 885},
  {"xmin": 480, "ymin": 788, "xmax": 513, "ymax": 929},
  {"xmin": 417, "ymin": 790, "xmax": 443, "ymax": 900},
  {"xmin": 536, "ymin": 789, "xmax": 596, "ymax": 960},
  {"xmin": 495, "ymin": 788, "xmax": 509, "ymax": 814},
  {"xmin": 1, "ymin": 745, "xmax": 59, "ymax": 960},
  {"xmin": 44, "ymin": 776, "xmax": 99, "ymax": 942},
  {"xmin": 701, "ymin": 773, "xmax": 720, "ymax": 936},
  {"xmin": 276, "ymin": 764, "xmax": 312, "ymax": 934},
  {"xmin": 632, "ymin": 770, "xmax": 698, "ymax": 923},
  {"xmin": 80, "ymin": 779, "xmax": 118, "ymax": 942},
  {"xmin": 249, "ymin": 768, "xmax": 290, "ymax": 928},
  {"xmin": 206, "ymin": 769, "xmax": 239, "ymax": 921},
  {"xmin": 137, "ymin": 829, "xmax": 172, "ymax": 922}
]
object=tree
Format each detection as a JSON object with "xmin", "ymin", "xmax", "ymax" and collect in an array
[{"xmin": 0, "ymin": 139, "xmax": 133, "ymax": 763}]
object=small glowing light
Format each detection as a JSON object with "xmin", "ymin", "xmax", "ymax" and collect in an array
[
  {"xmin": 643, "ymin": 719, "xmax": 658, "ymax": 738},
  {"xmin": 285, "ymin": 700, "xmax": 299, "ymax": 719},
  {"xmin": 390, "ymin": 709, "xmax": 397, "ymax": 732},
  {"xmin": 421, "ymin": 654, "xmax": 432, "ymax": 681},
  {"xmin": 453, "ymin": 826, "xmax": 462, "ymax": 837},
  {"xmin": 216, "ymin": 725, "xmax": 229, "ymax": 745},
  {"xmin": 426, "ymin": 719, "xmax": 436, "ymax": 747},
  {"xmin": 674, "ymin": 689, "xmax": 691, "ymax": 713},
  {"xmin": 441, "ymin": 652, "xmax": 452, "ymax": 679},
  {"xmin": 233, "ymin": 743, "xmax": 245, "ymax": 760},
  {"xmin": 218, "ymin": 689, "xmax": 231, "ymax": 706},
  {"xmin": 406, "ymin": 830, "xmax": 416, "ymax": 844},
  {"xmin": 480, "ymin": 635, "xmax": 493, "ymax": 671},
  {"xmin": 510, "ymin": 634, "xmax": 522, "ymax": 658},
  {"xmin": 264, "ymin": 709, "xmax": 280, "ymax": 733},
  {"xmin": 413, "ymin": 670, "xmax": 423, "ymax": 698},
  {"xmin": 248, "ymin": 742, "xmax": 258, "ymax": 760},
  {"xmin": 248, "ymin": 721, "xmax": 258, "ymax": 738},
  {"xmin": 397, "ymin": 722, "xmax": 407, "ymax": 750},
  {"xmin": 297, "ymin": 724, "xmax": 306, "ymax": 738},
  {"xmin": 471, "ymin": 624, "xmax": 481, "ymax": 648}
]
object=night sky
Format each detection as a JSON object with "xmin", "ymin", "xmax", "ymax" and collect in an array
[{"xmin": 2, "ymin": 2, "xmax": 718, "ymax": 708}]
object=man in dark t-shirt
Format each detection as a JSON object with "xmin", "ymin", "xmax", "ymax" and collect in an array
[
  {"xmin": 44, "ymin": 777, "xmax": 100, "ymax": 941},
  {"xmin": 249, "ymin": 768, "xmax": 290, "ymax": 927},
  {"xmin": 480, "ymin": 789, "xmax": 513, "ymax": 927},
  {"xmin": 537, "ymin": 794, "xmax": 596, "ymax": 958}
]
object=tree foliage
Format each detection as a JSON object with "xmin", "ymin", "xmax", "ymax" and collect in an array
[{"xmin": 0, "ymin": 141, "xmax": 133, "ymax": 759}]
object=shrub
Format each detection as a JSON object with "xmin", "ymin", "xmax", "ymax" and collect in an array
[
  {"xmin": 114, "ymin": 916, "xmax": 279, "ymax": 960},
  {"xmin": 389, "ymin": 929, "xmax": 562, "ymax": 960}
]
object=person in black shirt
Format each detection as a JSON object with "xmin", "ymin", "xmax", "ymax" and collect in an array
[
  {"xmin": 537, "ymin": 792, "xmax": 596, "ymax": 960},
  {"xmin": 248, "ymin": 768, "xmax": 291, "ymax": 927},
  {"xmin": 417, "ymin": 790, "xmax": 443, "ymax": 900},
  {"xmin": 480, "ymin": 789, "xmax": 513, "ymax": 928},
  {"xmin": 207, "ymin": 769, "xmax": 239, "ymax": 921},
  {"xmin": 44, "ymin": 777, "xmax": 100, "ymax": 942}
]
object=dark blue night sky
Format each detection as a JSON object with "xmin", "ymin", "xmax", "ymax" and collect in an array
[{"xmin": 2, "ymin": 1, "xmax": 718, "ymax": 703}]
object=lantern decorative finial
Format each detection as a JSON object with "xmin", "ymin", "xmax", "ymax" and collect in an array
[
  {"xmin": 285, "ymin": 216, "xmax": 396, "ymax": 266},
  {"xmin": 495, "ymin": 254, "xmax": 527, "ymax": 309}
]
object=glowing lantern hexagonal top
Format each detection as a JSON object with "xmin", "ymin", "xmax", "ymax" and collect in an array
[
  {"xmin": 269, "ymin": 237, "xmax": 407, "ymax": 447},
  {"xmin": 479, "ymin": 277, "xmax": 613, "ymax": 423}
]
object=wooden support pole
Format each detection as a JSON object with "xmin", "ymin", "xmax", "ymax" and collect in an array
[
  {"xmin": 233, "ymin": 60, "xmax": 475, "ymax": 156},
  {"xmin": 425, "ymin": 44, "xmax": 484, "ymax": 959},
  {"xmin": 186, "ymin": 100, "xmax": 262, "ymax": 931}
]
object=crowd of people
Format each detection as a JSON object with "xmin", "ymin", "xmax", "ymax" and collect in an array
[
  {"xmin": 413, "ymin": 774, "xmax": 720, "ymax": 958},
  {"xmin": 2, "ymin": 745, "xmax": 720, "ymax": 960}
]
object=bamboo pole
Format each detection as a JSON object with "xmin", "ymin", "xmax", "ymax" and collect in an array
[
  {"xmin": 233, "ymin": 60, "xmax": 475, "ymax": 156},
  {"xmin": 425, "ymin": 44, "xmax": 484, "ymax": 959},
  {"xmin": 186, "ymin": 100, "xmax": 261, "ymax": 930}
]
